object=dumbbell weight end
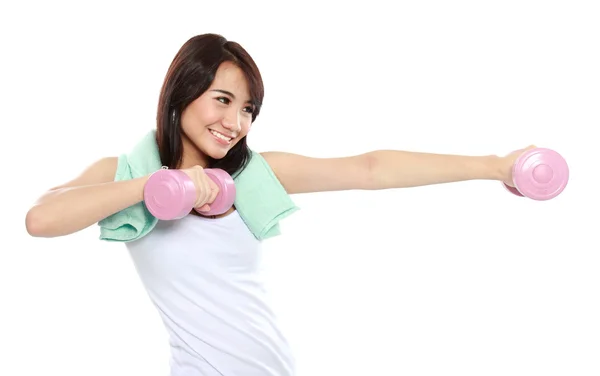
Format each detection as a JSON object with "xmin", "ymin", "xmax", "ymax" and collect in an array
[
  {"xmin": 503, "ymin": 148, "xmax": 569, "ymax": 201},
  {"xmin": 144, "ymin": 169, "xmax": 197, "ymax": 220},
  {"xmin": 199, "ymin": 169, "xmax": 236, "ymax": 217}
]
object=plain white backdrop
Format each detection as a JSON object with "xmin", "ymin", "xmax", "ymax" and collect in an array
[{"xmin": 1, "ymin": 1, "xmax": 598, "ymax": 375}]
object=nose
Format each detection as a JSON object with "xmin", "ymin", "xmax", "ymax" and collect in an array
[{"xmin": 222, "ymin": 111, "xmax": 241, "ymax": 134}]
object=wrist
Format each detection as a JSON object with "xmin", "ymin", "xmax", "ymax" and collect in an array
[
  {"xmin": 483, "ymin": 155, "xmax": 505, "ymax": 181},
  {"xmin": 484, "ymin": 155, "xmax": 508, "ymax": 181},
  {"xmin": 130, "ymin": 174, "xmax": 152, "ymax": 202}
]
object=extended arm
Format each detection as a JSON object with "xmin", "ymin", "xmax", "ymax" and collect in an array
[{"xmin": 261, "ymin": 150, "xmax": 506, "ymax": 194}]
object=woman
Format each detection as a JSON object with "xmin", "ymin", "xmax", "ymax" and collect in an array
[{"xmin": 25, "ymin": 33, "xmax": 531, "ymax": 375}]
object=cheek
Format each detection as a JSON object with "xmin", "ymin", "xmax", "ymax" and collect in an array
[
  {"xmin": 197, "ymin": 108, "xmax": 222, "ymax": 127},
  {"xmin": 183, "ymin": 101, "xmax": 222, "ymax": 130},
  {"xmin": 241, "ymin": 121, "xmax": 252, "ymax": 135}
]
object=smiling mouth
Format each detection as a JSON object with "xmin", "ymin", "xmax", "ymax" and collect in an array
[{"xmin": 209, "ymin": 129, "xmax": 233, "ymax": 143}]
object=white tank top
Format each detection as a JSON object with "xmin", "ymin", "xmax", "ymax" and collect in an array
[{"xmin": 125, "ymin": 211, "xmax": 296, "ymax": 376}]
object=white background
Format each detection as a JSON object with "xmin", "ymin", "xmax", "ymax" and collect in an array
[{"xmin": 1, "ymin": 1, "xmax": 599, "ymax": 375}]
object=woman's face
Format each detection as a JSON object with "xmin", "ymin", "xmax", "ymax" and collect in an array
[{"xmin": 180, "ymin": 61, "xmax": 255, "ymax": 167}]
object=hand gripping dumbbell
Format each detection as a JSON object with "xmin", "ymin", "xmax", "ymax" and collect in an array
[
  {"xmin": 143, "ymin": 168, "xmax": 236, "ymax": 220},
  {"xmin": 503, "ymin": 148, "xmax": 569, "ymax": 201}
]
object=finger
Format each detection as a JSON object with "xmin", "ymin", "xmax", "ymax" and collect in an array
[
  {"xmin": 207, "ymin": 179, "xmax": 220, "ymax": 204},
  {"xmin": 198, "ymin": 176, "xmax": 212, "ymax": 207},
  {"xmin": 194, "ymin": 178, "xmax": 208, "ymax": 208},
  {"xmin": 525, "ymin": 144, "xmax": 537, "ymax": 151},
  {"xmin": 190, "ymin": 172, "xmax": 205, "ymax": 208}
]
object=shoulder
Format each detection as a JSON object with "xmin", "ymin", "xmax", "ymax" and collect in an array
[
  {"xmin": 82, "ymin": 156, "xmax": 120, "ymax": 181},
  {"xmin": 73, "ymin": 156, "xmax": 122, "ymax": 183},
  {"xmin": 49, "ymin": 156, "xmax": 119, "ymax": 191}
]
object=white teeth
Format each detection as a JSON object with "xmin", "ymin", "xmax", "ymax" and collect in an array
[{"xmin": 210, "ymin": 130, "xmax": 232, "ymax": 141}]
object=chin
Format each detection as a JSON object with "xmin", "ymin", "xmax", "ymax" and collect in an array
[
  {"xmin": 202, "ymin": 140, "xmax": 238, "ymax": 160},
  {"xmin": 205, "ymin": 149, "xmax": 229, "ymax": 160}
]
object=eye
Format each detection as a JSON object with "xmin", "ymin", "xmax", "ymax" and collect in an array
[{"xmin": 216, "ymin": 96, "xmax": 254, "ymax": 114}]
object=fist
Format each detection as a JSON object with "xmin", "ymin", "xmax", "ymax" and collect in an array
[
  {"xmin": 500, "ymin": 145, "xmax": 537, "ymax": 187},
  {"xmin": 181, "ymin": 165, "xmax": 220, "ymax": 212}
]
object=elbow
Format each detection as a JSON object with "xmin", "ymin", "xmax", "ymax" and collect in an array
[
  {"xmin": 363, "ymin": 152, "xmax": 383, "ymax": 190},
  {"xmin": 25, "ymin": 206, "xmax": 53, "ymax": 237},
  {"xmin": 363, "ymin": 151, "xmax": 398, "ymax": 190}
]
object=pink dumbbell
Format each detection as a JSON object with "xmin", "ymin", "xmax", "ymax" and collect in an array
[
  {"xmin": 503, "ymin": 148, "xmax": 569, "ymax": 201},
  {"xmin": 143, "ymin": 168, "xmax": 236, "ymax": 220}
]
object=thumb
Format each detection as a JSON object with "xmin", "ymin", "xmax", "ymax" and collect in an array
[{"xmin": 196, "ymin": 204, "xmax": 211, "ymax": 212}]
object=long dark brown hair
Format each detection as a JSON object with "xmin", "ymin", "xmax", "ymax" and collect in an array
[{"xmin": 156, "ymin": 33, "xmax": 264, "ymax": 177}]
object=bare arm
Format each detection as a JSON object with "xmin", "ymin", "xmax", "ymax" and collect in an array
[
  {"xmin": 25, "ymin": 157, "xmax": 150, "ymax": 238},
  {"xmin": 261, "ymin": 150, "xmax": 507, "ymax": 194}
]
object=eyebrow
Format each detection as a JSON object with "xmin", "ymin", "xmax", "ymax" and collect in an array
[{"xmin": 210, "ymin": 89, "xmax": 253, "ymax": 104}]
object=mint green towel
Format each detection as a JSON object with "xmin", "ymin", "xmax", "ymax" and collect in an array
[{"xmin": 98, "ymin": 130, "xmax": 299, "ymax": 242}]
